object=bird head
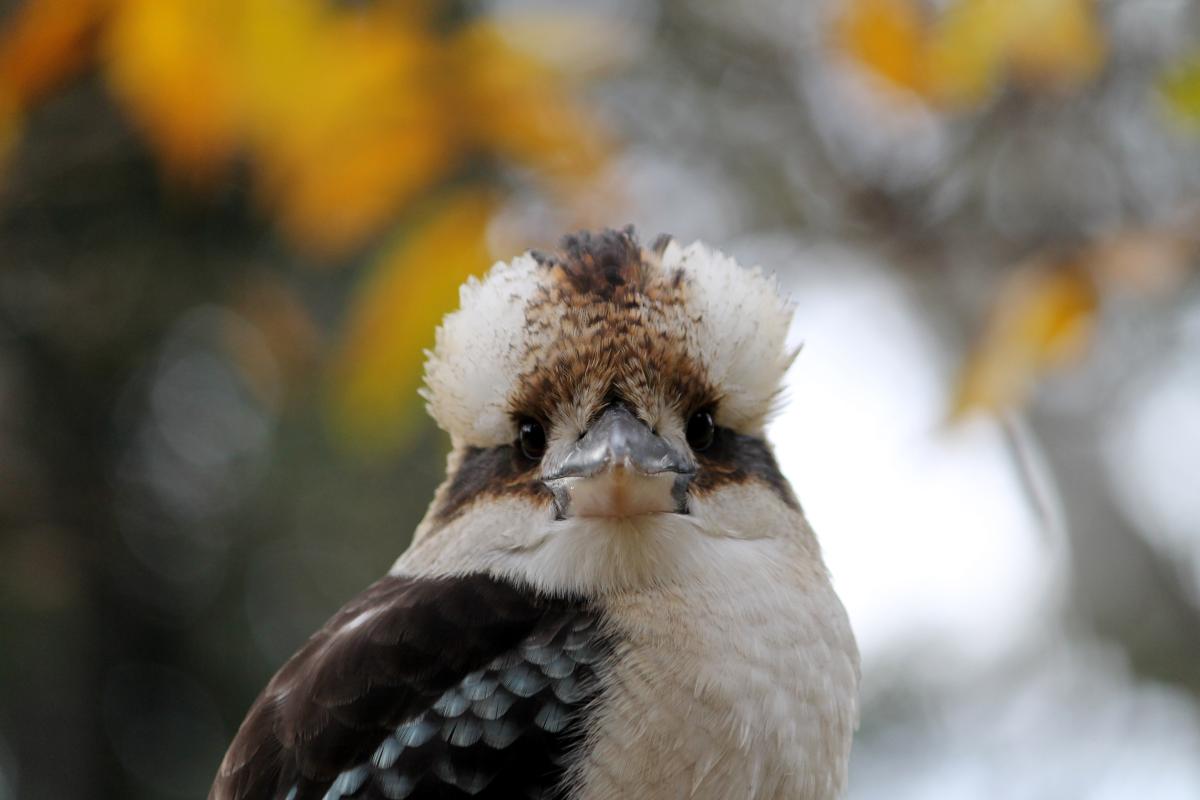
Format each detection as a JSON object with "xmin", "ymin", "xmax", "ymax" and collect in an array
[{"xmin": 403, "ymin": 228, "xmax": 806, "ymax": 594}]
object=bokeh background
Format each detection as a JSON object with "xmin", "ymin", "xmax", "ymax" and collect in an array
[{"xmin": 2, "ymin": 0, "xmax": 1200, "ymax": 797}]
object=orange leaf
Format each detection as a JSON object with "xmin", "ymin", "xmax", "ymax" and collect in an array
[
  {"xmin": 0, "ymin": 0, "xmax": 107, "ymax": 177},
  {"xmin": 330, "ymin": 189, "xmax": 497, "ymax": 451},
  {"xmin": 237, "ymin": 1, "xmax": 456, "ymax": 255},
  {"xmin": 835, "ymin": 0, "xmax": 927, "ymax": 94},
  {"xmin": 0, "ymin": 0, "xmax": 106, "ymax": 109},
  {"xmin": 953, "ymin": 258, "xmax": 1098, "ymax": 417},
  {"xmin": 837, "ymin": 0, "xmax": 1106, "ymax": 109}
]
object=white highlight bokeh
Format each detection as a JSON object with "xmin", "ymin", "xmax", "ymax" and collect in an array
[
  {"xmin": 1104, "ymin": 317, "xmax": 1200, "ymax": 605},
  {"xmin": 753, "ymin": 240, "xmax": 1200, "ymax": 799},
  {"xmin": 766, "ymin": 245, "xmax": 1064, "ymax": 672}
]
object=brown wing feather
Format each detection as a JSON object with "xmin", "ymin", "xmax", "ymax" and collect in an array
[{"xmin": 209, "ymin": 574, "xmax": 551, "ymax": 800}]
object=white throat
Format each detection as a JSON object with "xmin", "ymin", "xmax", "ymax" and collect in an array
[{"xmin": 393, "ymin": 484, "xmax": 860, "ymax": 799}]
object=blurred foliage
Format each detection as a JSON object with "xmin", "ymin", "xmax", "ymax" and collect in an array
[
  {"xmin": 0, "ymin": 0, "xmax": 609, "ymax": 450},
  {"xmin": 1, "ymin": 0, "xmax": 607, "ymax": 251},
  {"xmin": 1, "ymin": 0, "xmax": 1195, "ymax": 431},
  {"xmin": 834, "ymin": 0, "xmax": 1200, "ymax": 418},
  {"xmin": 837, "ymin": 0, "xmax": 1106, "ymax": 107},
  {"xmin": 1162, "ymin": 48, "xmax": 1200, "ymax": 123},
  {"xmin": 333, "ymin": 188, "xmax": 496, "ymax": 445},
  {"xmin": 952, "ymin": 256, "xmax": 1099, "ymax": 417},
  {"xmin": 953, "ymin": 228, "xmax": 1198, "ymax": 416}
]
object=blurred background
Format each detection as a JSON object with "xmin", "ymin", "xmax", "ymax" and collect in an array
[{"xmin": 2, "ymin": 0, "xmax": 1199, "ymax": 797}]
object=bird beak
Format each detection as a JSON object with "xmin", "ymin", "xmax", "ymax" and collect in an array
[{"xmin": 543, "ymin": 405, "xmax": 695, "ymax": 520}]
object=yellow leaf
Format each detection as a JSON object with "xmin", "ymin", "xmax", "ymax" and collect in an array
[
  {"xmin": 835, "ymin": 0, "xmax": 927, "ymax": 94},
  {"xmin": 36, "ymin": 0, "xmax": 610, "ymax": 259},
  {"xmin": 452, "ymin": 22, "xmax": 609, "ymax": 184},
  {"xmin": 923, "ymin": 0, "xmax": 1008, "ymax": 107},
  {"xmin": 99, "ymin": 0, "xmax": 465, "ymax": 253},
  {"xmin": 330, "ymin": 189, "xmax": 496, "ymax": 451},
  {"xmin": 953, "ymin": 259, "xmax": 1098, "ymax": 417},
  {"xmin": 927, "ymin": 0, "xmax": 1104, "ymax": 106},
  {"xmin": 1002, "ymin": 0, "xmax": 1105, "ymax": 90},
  {"xmin": 102, "ymin": 0, "xmax": 241, "ymax": 180},
  {"xmin": 1161, "ymin": 50, "xmax": 1200, "ymax": 125},
  {"xmin": 237, "ymin": 1, "xmax": 457, "ymax": 255},
  {"xmin": 837, "ymin": 0, "xmax": 1106, "ymax": 109}
]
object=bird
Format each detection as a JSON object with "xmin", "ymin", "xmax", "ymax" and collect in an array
[{"xmin": 210, "ymin": 227, "xmax": 859, "ymax": 800}]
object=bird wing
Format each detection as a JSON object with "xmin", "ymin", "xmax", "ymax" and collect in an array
[{"xmin": 209, "ymin": 573, "xmax": 609, "ymax": 800}]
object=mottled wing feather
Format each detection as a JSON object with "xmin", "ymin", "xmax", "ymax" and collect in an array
[
  {"xmin": 210, "ymin": 574, "xmax": 608, "ymax": 800},
  {"xmin": 344, "ymin": 611, "xmax": 607, "ymax": 800}
]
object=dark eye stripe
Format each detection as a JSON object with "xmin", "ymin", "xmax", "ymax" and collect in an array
[
  {"xmin": 690, "ymin": 428, "xmax": 799, "ymax": 510},
  {"xmin": 433, "ymin": 428, "xmax": 797, "ymax": 527},
  {"xmin": 433, "ymin": 446, "xmax": 552, "ymax": 524}
]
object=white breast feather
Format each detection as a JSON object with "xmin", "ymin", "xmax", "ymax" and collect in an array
[{"xmin": 567, "ymin": 488, "xmax": 859, "ymax": 800}]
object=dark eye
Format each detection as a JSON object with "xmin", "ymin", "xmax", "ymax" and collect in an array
[
  {"xmin": 686, "ymin": 410, "xmax": 715, "ymax": 452},
  {"xmin": 518, "ymin": 419, "xmax": 547, "ymax": 461}
]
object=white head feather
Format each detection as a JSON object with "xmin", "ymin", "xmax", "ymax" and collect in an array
[{"xmin": 422, "ymin": 237, "xmax": 794, "ymax": 447}]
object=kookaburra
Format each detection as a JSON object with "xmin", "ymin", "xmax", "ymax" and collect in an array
[{"xmin": 211, "ymin": 228, "xmax": 859, "ymax": 800}]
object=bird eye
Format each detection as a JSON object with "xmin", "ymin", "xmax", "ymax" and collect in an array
[
  {"xmin": 518, "ymin": 419, "xmax": 547, "ymax": 461},
  {"xmin": 686, "ymin": 410, "xmax": 715, "ymax": 452}
]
